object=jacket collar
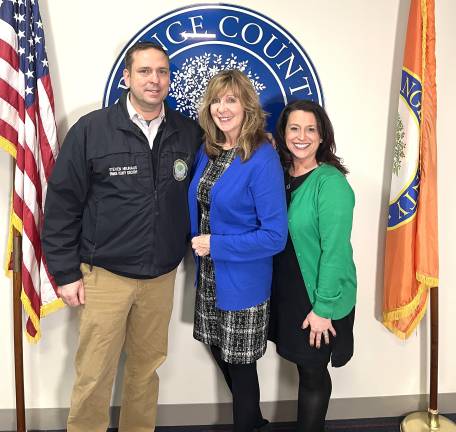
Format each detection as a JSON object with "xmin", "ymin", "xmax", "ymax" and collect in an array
[{"xmin": 114, "ymin": 91, "xmax": 179, "ymax": 141}]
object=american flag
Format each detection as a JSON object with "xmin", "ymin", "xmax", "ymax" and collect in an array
[{"xmin": 0, "ymin": 0, "xmax": 63, "ymax": 342}]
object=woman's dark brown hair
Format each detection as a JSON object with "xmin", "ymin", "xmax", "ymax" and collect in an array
[{"xmin": 275, "ymin": 99, "xmax": 348, "ymax": 175}]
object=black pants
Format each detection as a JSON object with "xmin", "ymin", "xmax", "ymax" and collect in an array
[
  {"xmin": 296, "ymin": 364, "xmax": 332, "ymax": 432},
  {"xmin": 210, "ymin": 346, "xmax": 268, "ymax": 432}
]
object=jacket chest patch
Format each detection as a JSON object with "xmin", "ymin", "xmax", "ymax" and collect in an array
[
  {"xmin": 173, "ymin": 159, "xmax": 188, "ymax": 181},
  {"xmin": 109, "ymin": 165, "xmax": 138, "ymax": 176}
]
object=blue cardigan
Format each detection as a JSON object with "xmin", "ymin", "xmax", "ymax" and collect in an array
[{"xmin": 188, "ymin": 142, "xmax": 288, "ymax": 311}]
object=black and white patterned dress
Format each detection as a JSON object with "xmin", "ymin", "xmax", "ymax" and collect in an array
[{"xmin": 193, "ymin": 148, "xmax": 269, "ymax": 365}]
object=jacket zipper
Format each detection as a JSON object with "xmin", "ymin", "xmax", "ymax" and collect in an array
[{"xmin": 89, "ymin": 199, "xmax": 99, "ymax": 271}]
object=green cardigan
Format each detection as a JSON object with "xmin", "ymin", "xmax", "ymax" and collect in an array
[{"xmin": 288, "ymin": 163, "xmax": 356, "ymax": 319}]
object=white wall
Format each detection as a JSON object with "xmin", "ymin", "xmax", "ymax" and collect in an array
[{"xmin": 1, "ymin": 0, "xmax": 455, "ymax": 413}]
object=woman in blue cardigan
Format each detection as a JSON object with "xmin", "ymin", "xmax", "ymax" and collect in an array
[{"xmin": 188, "ymin": 70, "xmax": 287, "ymax": 432}]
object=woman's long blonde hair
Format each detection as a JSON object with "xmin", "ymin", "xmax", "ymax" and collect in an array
[{"xmin": 198, "ymin": 69, "xmax": 269, "ymax": 161}]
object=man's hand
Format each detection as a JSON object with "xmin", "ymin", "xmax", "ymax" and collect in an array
[{"xmin": 58, "ymin": 279, "xmax": 85, "ymax": 307}]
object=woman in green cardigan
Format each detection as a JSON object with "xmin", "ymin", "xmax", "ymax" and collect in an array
[{"xmin": 269, "ymin": 100, "xmax": 356, "ymax": 432}]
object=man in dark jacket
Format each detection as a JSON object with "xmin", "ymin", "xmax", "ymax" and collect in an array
[{"xmin": 42, "ymin": 42, "xmax": 201, "ymax": 432}]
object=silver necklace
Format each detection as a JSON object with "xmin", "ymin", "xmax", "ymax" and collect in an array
[{"xmin": 286, "ymin": 173, "xmax": 299, "ymax": 190}]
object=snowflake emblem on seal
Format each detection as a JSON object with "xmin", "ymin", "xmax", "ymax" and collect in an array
[
  {"xmin": 169, "ymin": 53, "xmax": 266, "ymax": 120},
  {"xmin": 393, "ymin": 113, "xmax": 407, "ymax": 176}
]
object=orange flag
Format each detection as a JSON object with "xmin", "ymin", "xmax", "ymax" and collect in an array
[{"xmin": 383, "ymin": 0, "xmax": 438, "ymax": 339}]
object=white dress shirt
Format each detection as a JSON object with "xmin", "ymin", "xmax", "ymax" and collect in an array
[{"xmin": 126, "ymin": 93, "xmax": 165, "ymax": 149}]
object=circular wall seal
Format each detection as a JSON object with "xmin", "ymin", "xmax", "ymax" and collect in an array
[{"xmin": 104, "ymin": 4, "xmax": 323, "ymax": 132}]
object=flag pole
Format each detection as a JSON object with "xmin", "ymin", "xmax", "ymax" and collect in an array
[
  {"xmin": 400, "ymin": 287, "xmax": 456, "ymax": 431},
  {"xmin": 12, "ymin": 160, "xmax": 27, "ymax": 432}
]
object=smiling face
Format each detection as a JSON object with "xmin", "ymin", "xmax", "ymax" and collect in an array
[
  {"xmin": 285, "ymin": 110, "xmax": 321, "ymax": 167},
  {"xmin": 123, "ymin": 47, "xmax": 170, "ymax": 119},
  {"xmin": 209, "ymin": 90, "xmax": 245, "ymax": 145}
]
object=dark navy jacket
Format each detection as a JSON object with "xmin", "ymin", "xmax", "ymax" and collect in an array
[{"xmin": 43, "ymin": 92, "xmax": 201, "ymax": 285}]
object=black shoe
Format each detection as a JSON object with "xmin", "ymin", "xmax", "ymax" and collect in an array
[{"xmin": 254, "ymin": 419, "xmax": 272, "ymax": 431}]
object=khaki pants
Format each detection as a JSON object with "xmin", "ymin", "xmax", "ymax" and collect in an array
[{"xmin": 67, "ymin": 264, "xmax": 177, "ymax": 432}]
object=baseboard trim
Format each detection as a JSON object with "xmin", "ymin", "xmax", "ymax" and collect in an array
[{"xmin": 1, "ymin": 393, "xmax": 455, "ymax": 430}]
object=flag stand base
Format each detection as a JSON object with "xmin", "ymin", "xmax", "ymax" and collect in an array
[{"xmin": 401, "ymin": 411, "xmax": 456, "ymax": 431}]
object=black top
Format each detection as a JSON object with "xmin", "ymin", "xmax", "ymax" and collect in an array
[{"xmin": 269, "ymin": 170, "xmax": 355, "ymax": 368}]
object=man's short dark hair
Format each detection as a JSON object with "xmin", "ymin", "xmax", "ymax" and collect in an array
[{"xmin": 124, "ymin": 42, "xmax": 169, "ymax": 71}]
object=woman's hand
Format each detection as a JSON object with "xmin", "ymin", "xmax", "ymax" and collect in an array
[
  {"xmin": 302, "ymin": 310, "xmax": 336, "ymax": 348},
  {"xmin": 191, "ymin": 235, "xmax": 211, "ymax": 257}
]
